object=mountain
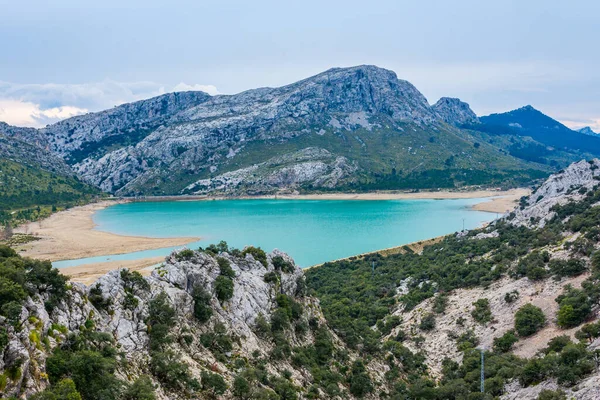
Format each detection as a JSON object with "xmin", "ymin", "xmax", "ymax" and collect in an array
[
  {"xmin": 479, "ymin": 105, "xmax": 600, "ymax": 156},
  {"xmin": 432, "ymin": 97, "xmax": 479, "ymax": 126},
  {"xmin": 37, "ymin": 66, "xmax": 548, "ymax": 196},
  {"xmin": 0, "ymin": 123, "xmax": 100, "ymax": 224},
  {"xmin": 2, "ymin": 160, "xmax": 600, "ymax": 399},
  {"xmin": 578, "ymin": 126, "xmax": 598, "ymax": 136}
]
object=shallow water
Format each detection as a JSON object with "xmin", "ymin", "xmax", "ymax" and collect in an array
[{"xmin": 53, "ymin": 198, "xmax": 497, "ymax": 269}]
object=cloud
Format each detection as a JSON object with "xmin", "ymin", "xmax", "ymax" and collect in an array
[
  {"xmin": 0, "ymin": 99, "xmax": 88, "ymax": 127},
  {"xmin": 561, "ymin": 118, "xmax": 600, "ymax": 132},
  {"xmin": 0, "ymin": 79, "xmax": 219, "ymax": 128},
  {"xmin": 172, "ymin": 83, "xmax": 219, "ymax": 95}
]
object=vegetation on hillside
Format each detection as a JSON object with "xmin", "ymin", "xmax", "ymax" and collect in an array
[
  {"xmin": 306, "ymin": 183, "xmax": 600, "ymax": 397},
  {"xmin": 0, "ymin": 159, "xmax": 100, "ymax": 226}
]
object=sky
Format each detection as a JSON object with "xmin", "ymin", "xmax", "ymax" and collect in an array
[{"xmin": 0, "ymin": 0, "xmax": 598, "ymax": 130}]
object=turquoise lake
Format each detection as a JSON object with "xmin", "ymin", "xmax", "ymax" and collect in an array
[{"xmin": 53, "ymin": 198, "xmax": 497, "ymax": 269}]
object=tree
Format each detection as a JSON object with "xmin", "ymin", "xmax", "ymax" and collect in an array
[
  {"xmin": 215, "ymin": 276, "xmax": 234, "ymax": 302},
  {"xmin": 201, "ymin": 371, "xmax": 227, "ymax": 399},
  {"xmin": 514, "ymin": 304, "xmax": 546, "ymax": 337},
  {"xmin": 1, "ymin": 222, "xmax": 13, "ymax": 241},
  {"xmin": 471, "ymin": 298, "xmax": 492, "ymax": 324},
  {"xmin": 123, "ymin": 375, "xmax": 156, "ymax": 400},
  {"xmin": 493, "ymin": 330, "xmax": 518, "ymax": 353},
  {"xmin": 537, "ymin": 389, "xmax": 567, "ymax": 400},
  {"xmin": 233, "ymin": 375, "xmax": 251, "ymax": 399}
]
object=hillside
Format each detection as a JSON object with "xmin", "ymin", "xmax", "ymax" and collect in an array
[
  {"xmin": 0, "ymin": 124, "xmax": 100, "ymax": 226},
  {"xmin": 36, "ymin": 66, "xmax": 550, "ymax": 196},
  {"xmin": 306, "ymin": 159, "xmax": 600, "ymax": 399}
]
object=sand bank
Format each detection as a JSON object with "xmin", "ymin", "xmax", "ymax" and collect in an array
[{"xmin": 14, "ymin": 201, "xmax": 199, "ymax": 262}]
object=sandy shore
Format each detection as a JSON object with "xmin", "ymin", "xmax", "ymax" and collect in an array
[
  {"xmin": 14, "ymin": 201, "xmax": 199, "ymax": 262},
  {"xmin": 13, "ymin": 188, "xmax": 527, "ymax": 285},
  {"xmin": 62, "ymin": 256, "xmax": 164, "ymax": 286}
]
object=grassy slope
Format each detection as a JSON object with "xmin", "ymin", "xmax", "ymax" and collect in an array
[{"xmin": 0, "ymin": 158, "xmax": 100, "ymax": 224}]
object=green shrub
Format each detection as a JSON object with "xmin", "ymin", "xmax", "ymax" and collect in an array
[
  {"xmin": 201, "ymin": 371, "xmax": 227, "ymax": 398},
  {"xmin": 30, "ymin": 378, "xmax": 82, "ymax": 400},
  {"xmin": 233, "ymin": 375, "xmax": 251, "ymax": 399},
  {"xmin": 514, "ymin": 304, "xmax": 546, "ymax": 336},
  {"xmin": 272, "ymin": 256, "xmax": 294, "ymax": 273},
  {"xmin": 123, "ymin": 375, "xmax": 156, "ymax": 400},
  {"xmin": 419, "ymin": 313, "xmax": 436, "ymax": 331},
  {"xmin": 471, "ymin": 298, "xmax": 492, "ymax": 324},
  {"xmin": 549, "ymin": 259, "xmax": 586, "ymax": 278},
  {"xmin": 556, "ymin": 287, "xmax": 592, "ymax": 328},
  {"xmin": 242, "ymin": 247, "xmax": 268, "ymax": 267},
  {"xmin": 504, "ymin": 290, "xmax": 519, "ymax": 303},
  {"xmin": 175, "ymin": 249, "xmax": 195, "ymax": 261},
  {"xmin": 88, "ymin": 284, "xmax": 111, "ymax": 312},
  {"xmin": 217, "ymin": 257, "xmax": 235, "ymax": 278},
  {"xmin": 537, "ymin": 389, "xmax": 567, "ymax": 400},
  {"xmin": 493, "ymin": 330, "xmax": 518, "ymax": 353},
  {"xmin": 215, "ymin": 276, "xmax": 234, "ymax": 302},
  {"xmin": 432, "ymin": 293, "xmax": 448, "ymax": 314},
  {"xmin": 263, "ymin": 271, "xmax": 279, "ymax": 284},
  {"xmin": 192, "ymin": 286, "xmax": 213, "ymax": 322},
  {"xmin": 575, "ymin": 321, "xmax": 600, "ymax": 342}
]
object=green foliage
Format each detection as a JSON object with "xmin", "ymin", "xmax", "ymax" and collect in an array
[
  {"xmin": 514, "ymin": 304, "xmax": 546, "ymax": 337},
  {"xmin": 0, "ymin": 326, "xmax": 8, "ymax": 352},
  {"xmin": 515, "ymin": 251, "xmax": 549, "ymax": 280},
  {"xmin": 30, "ymin": 378, "xmax": 82, "ymax": 400},
  {"xmin": 493, "ymin": 330, "xmax": 519, "ymax": 353},
  {"xmin": 471, "ymin": 298, "xmax": 492, "ymax": 324},
  {"xmin": 419, "ymin": 313, "xmax": 436, "ymax": 331},
  {"xmin": 556, "ymin": 286, "xmax": 593, "ymax": 328},
  {"xmin": 272, "ymin": 256, "xmax": 294, "ymax": 273},
  {"xmin": 575, "ymin": 321, "xmax": 600, "ymax": 342},
  {"xmin": 432, "ymin": 293, "xmax": 448, "ymax": 314},
  {"xmin": 504, "ymin": 290, "xmax": 519, "ymax": 303},
  {"xmin": 0, "ymin": 159, "xmax": 100, "ymax": 225},
  {"xmin": 88, "ymin": 284, "xmax": 111, "ymax": 312},
  {"xmin": 201, "ymin": 371, "xmax": 228, "ymax": 398},
  {"xmin": 233, "ymin": 375, "xmax": 251, "ymax": 399},
  {"xmin": 192, "ymin": 286, "xmax": 213, "ymax": 323},
  {"xmin": 175, "ymin": 249, "xmax": 195, "ymax": 261},
  {"xmin": 46, "ymin": 331, "xmax": 123, "ymax": 400},
  {"xmin": 242, "ymin": 246, "xmax": 268, "ymax": 267},
  {"xmin": 123, "ymin": 375, "xmax": 156, "ymax": 400},
  {"xmin": 217, "ymin": 257, "xmax": 235, "ymax": 278},
  {"xmin": 215, "ymin": 275, "xmax": 234, "ymax": 302},
  {"xmin": 348, "ymin": 360, "xmax": 373, "ymax": 397},
  {"xmin": 549, "ymin": 258, "xmax": 586, "ymax": 278},
  {"xmin": 537, "ymin": 389, "xmax": 567, "ymax": 400}
]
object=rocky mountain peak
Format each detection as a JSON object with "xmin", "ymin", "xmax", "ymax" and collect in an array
[
  {"xmin": 578, "ymin": 126, "xmax": 598, "ymax": 135},
  {"xmin": 432, "ymin": 97, "xmax": 479, "ymax": 126}
]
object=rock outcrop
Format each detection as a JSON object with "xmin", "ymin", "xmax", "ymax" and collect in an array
[
  {"xmin": 510, "ymin": 159, "xmax": 600, "ymax": 227},
  {"xmin": 432, "ymin": 97, "xmax": 479, "ymax": 126}
]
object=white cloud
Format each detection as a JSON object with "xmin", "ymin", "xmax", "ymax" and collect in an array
[
  {"xmin": 561, "ymin": 118, "xmax": 600, "ymax": 132},
  {"xmin": 172, "ymin": 83, "xmax": 219, "ymax": 95},
  {"xmin": 0, "ymin": 99, "xmax": 88, "ymax": 127},
  {"xmin": 0, "ymin": 79, "xmax": 219, "ymax": 128}
]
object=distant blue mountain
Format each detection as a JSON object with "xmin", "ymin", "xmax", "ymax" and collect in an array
[
  {"xmin": 478, "ymin": 105, "xmax": 600, "ymax": 156},
  {"xmin": 578, "ymin": 126, "xmax": 598, "ymax": 136}
]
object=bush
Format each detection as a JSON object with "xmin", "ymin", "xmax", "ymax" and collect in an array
[
  {"xmin": 537, "ymin": 389, "xmax": 567, "ymax": 400},
  {"xmin": 549, "ymin": 259, "xmax": 586, "ymax": 278},
  {"xmin": 471, "ymin": 299, "xmax": 492, "ymax": 324},
  {"xmin": 192, "ymin": 286, "xmax": 213, "ymax": 323},
  {"xmin": 556, "ymin": 287, "xmax": 592, "ymax": 328},
  {"xmin": 30, "ymin": 378, "xmax": 82, "ymax": 400},
  {"xmin": 123, "ymin": 375, "xmax": 156, "ymax": 400},
  {"xmin": 272, "ymin": 256, "xmax": 294, "ymax": 273},
  {"xmin": 214, "ymin": 276, "xmax": 234, "ymax": 302},
  {"xmin": 175, "ymin": 249, "xmax": 195, "ymax": 261},
  {"xmin": 217, "ymin": 257, "xmax": 235, "ymax": 278},
  {"xmin": 201, "ymin": 371, "xmax": 227, "ymax": 398},
  {"xmin": 419, "ymin": 313, "xmax": 436, "ymax": 331},
  {"xmin": 514, "ymin": 304, "xmax": 546, "ymax": 337},
  {"xmin": 242, "ymin": 246, "xmax": 268, "ymax": 267},
  {"xmin": 432, "ymin": 293, "xmax": 448, "ymax": 314},
  {"xmin": 575, "ymin": 321, "xmax": 600, "ymax": 342},
  {"xmin": 493, "ymin": 330, "xmax": 519, "ymax": 353},
  {"xmin": 504, "ymin": 290, "xmax": 519, "ymax": 303}
]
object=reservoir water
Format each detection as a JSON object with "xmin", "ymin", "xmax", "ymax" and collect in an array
[{"xmin": 53, "ymin": 198, "xmax": 497, "ymax": 269}]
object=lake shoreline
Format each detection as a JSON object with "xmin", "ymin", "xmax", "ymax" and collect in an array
[{"xmin": 15, "ymin": 188, "xmax": 527, "ymax": 285}]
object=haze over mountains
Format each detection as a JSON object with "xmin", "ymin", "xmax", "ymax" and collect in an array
[{"xmin": 1, "ymin": 65, "xmax": 599, "ymax": 198}]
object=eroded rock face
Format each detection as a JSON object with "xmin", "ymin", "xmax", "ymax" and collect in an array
[
  {"xmin": 0, "ymin": 248, "xmax": 335, "ymax": 399},
  {"xmin": 36, "ymin": 65, "xmax": 473, "ymax": 195},
  {"xmin": 432, "ymin": 97, "xmax": 479, "ymax": 126},
  {"xmin": 510, "ymin": 159, "xmax": 600, "ymax": 227}
]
